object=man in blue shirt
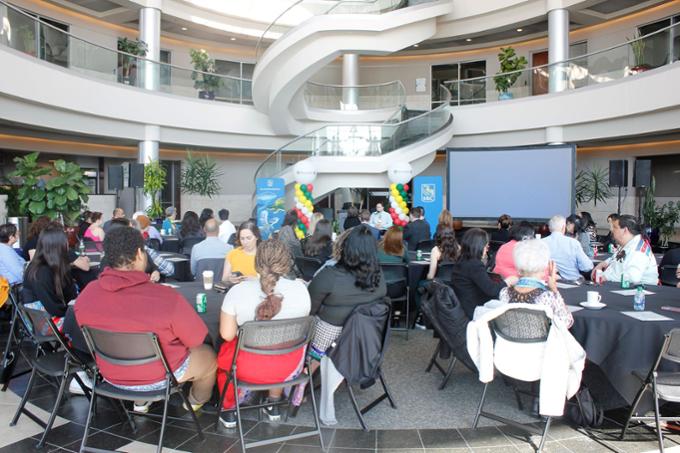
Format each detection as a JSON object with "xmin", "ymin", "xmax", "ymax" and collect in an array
[
  {"xmin": 0, "ymin": 224, "xmax": 26, "ymax": 285},
  {"xmin": 190, "ymin": 219, "xmax": 232, "ymax": 276},
  {"xmin": 542, "ymin": 215, "xmax": 593, "ymax": 281}
]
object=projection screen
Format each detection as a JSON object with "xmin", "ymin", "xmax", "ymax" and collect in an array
[{"xmin": 446, "ymin": 145, "xmax": 575, "ymax": 220}]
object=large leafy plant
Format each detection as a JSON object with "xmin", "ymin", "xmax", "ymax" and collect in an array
[
  {"xmin": 143, "ymin": 160, "xmax": 167, "ymax": 219},
  {"xmin": 181, "ymin": 152, "xmax": 222, "ymax": 198},
  {"xmin": 494, "ymin": 47, "xmax": 528, "ymax": 94},
  {"xmin": 575, "ymin": 167, "xmax": 612, "ymax": 207},
  {"xmin": 643, "ymin": 177, "xmax": 680, "ymax": 246},
  {"xmin": 190, "ymin": 49, "xmax": 221, "ymax": 94},
  {"xmin": 10, "ymin": 152, "xmax": 90, "ymax": 224}
]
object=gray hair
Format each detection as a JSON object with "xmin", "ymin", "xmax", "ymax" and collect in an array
[
  {"xmin": 548, "ymin": 215, "xmax": 566, "ymax": 233},
  {"xmin": 513, "ymin": 239, "xmax": 550, "ymax": 276},
  {"xmin": 165, "ymin": 206, "xmax": 176, "ymax": 217}
]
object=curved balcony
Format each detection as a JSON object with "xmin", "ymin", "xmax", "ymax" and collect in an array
[{"xmin": 303, "ymin": 80, "xmax": 405, "ymax": 111}]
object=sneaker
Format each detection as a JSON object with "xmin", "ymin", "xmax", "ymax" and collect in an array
[
  {"xmin": 262, "ymin": 398, "xmax": 282, "ymax": 422},
  {"xmin": 414, "ymin": 313, "xmax": 427, "ymax": 330},
  {"xmin": 133, "ymin": 401, "xmax": 152, "ymax": 414},
  {"xmin": 219, "ymin": 411, "xmax": 237, "ymax": 428},
  {"xmin": 182, "ymin": 401, "xmax": 203, "ymax": 413},
  {"xmin": 68, "ymin": 371, "xmax": 92, "ymax": 395}
]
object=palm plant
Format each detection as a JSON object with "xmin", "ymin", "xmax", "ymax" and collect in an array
[
  {"xmin": 575, "ymin": 167, "xmax": 612, "ymax": 207},
  {"xmin": 181, "ymin": 152, "xmax": 222, "ymax": 198}
]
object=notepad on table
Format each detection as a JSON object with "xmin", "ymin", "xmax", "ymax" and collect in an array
[
  {"xmin": 621, "ymin": 311, "xmax": 673, "ymax": 321},
  {"xmin": 161, "ymin": 283, "xmax": 180, "ymax": 288},
  {"xmin": 166, "ymin": 257, "xmax": 188, "ymax": 262},
  {"xmin": 556, "ymin": 282, "xmax": 579, "ymax": 289},
  {"xmin": 611, "ymin": 289, "xmax": 655, "ymax": 296},
  {"xmin": 567, "ymin": 306, "xmax": 583, "ymax": 313}
]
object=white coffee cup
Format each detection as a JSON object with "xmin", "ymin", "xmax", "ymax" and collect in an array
[
  {"xmin": 535, "ymin": 234, "xmax": 542, "ymax": 239},
  {"xmin": 586, "ymin": 291, "xmax": 602, "ymax": 305},
  {"xmin": 202, "ymin": 270, "xmax": 214, "ymax": 290}
]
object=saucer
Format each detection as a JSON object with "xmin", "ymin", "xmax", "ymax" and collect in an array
[{"xmin": 579, "ymin": 301, "xmax": 606, "ymax": 310}]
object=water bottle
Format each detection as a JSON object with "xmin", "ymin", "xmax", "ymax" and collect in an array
[
  {"xmin": 633, "ymin": 285, "xmax": 645, "ymax": 311},
  {"xmin": 620, "ymin": 272, "xmax": 630, "ymax": 289},
  {"xmin": 78, "ymin": 238, "xmax": 85, "ymax": 256},
  {"xmin": 416, "ymin": 249, "xmax": 422, "ymax": 261}
]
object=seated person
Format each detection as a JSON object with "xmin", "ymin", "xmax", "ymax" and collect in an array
[
  {"xmin": 137, "ymin": 215, "xmax": 163, "ymax": 244},
  {"xmin": 177, "ymin": 211, "xmax": 204, "ymax": 242},
  {"xmin": 162, "ymin": 206, "xmax": 177, "ymax": 235},
  {"xmin": 21, "ymin": 216, "xmax": 51, "ymax": 261},
  {"xmin": 308, "ymin": 225, "xmax": 386, "ymax": 360},
  {"xmin": 490, "ymin": 214, "xmax": 513, "ymax": 243},
  {"xmin": 360, "ymin": 210, "xmax": 381, "ymax": 240},
  {"xmin": 369, "ymin": 203, "xmax": 392, "ymax": 231},
  {"xmin": 566, "ymin": 214, "xmax": 593, "ymax": 258},
  {"xmin": 377, "ymin": 226, "xmax": 409, "ymax": 264},
  {"xmin": 660, "ymin": 247, "xmax": 680, "ymax": 269},
  {"xmin": 121, "ymin": 218, "xmax": 175, "ymax": 282},
  {"xmin": 542, "ymin": 215, "xmax": 593, "ymax": 282},
  {"xmin": 403, "ymin": 207, "xmax": 431, "ymax": 251},
  {"xmin": 278, "ymin": 210, "xmax": 302, "ymax": 258},
  {"xmin": 218, "ymin": 208, "xmax": 236, "ymax": 244},
  {"xmin": 78, "ymin": 210, "xmax": 92, "ymax": 239},
  {"xmin": 302, "ymin": 219, "xmax": 333, "ymax": 263},
  {"xmin": 0, "ymin": 223, "xmax": 26, "ymax": 285},
  {"xmin": 222, "ymin": 221, "xmax": 260, "ymax": 283},
  {"xmin": 499, "ymin": 239, "xmax": 573, "ymax": 328},
  {"xmin": 493, "ymin": 222, "xmax": 535, "ymax": 279},
  {"xmin": 451, "ymin": 228, "xmax": 517, "ymax": 319},
  {"xmin": 591, "ymin": 215, "xmax": 658, "ymax": 285},
  {"xmin": 426, "ymin": 227, "xmax": 459, "ymax": 280},
  {"xmin": 217, "ymin": 239, "xmax": 311, "ymax": 428},
  {"xmin": 83, "ymin": 212, "xmax": 105, "ymax": 242},
  {"xmin": 74, "ymin": 226, "xmax": 216, "ymax": 413},
  {"xmin": 190, "ymin": 219, "xmax": 232, "ymax": 276},
  {"xmin": 103, "ymin": 208, "xmax": 125, "ymax": 234},
  {"xmin": 343, "ymin": 206, "xmax": 361, "ymax": 231}
]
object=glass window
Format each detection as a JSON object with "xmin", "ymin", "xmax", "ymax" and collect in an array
[
  {"xmin": 160, "ymin": 49, "xmax": 171, "ymax": 86},
  {"xmin": 215, "ymin": 59, "xmax": 241, "ymax": 102},
  {"xmin": 639, "ymin": 18, "xmax": 672, "ymax": 68},
  {"xmin": 39, "ymin": 17, "xmax": 68, "ymax": 67},
  {"xmin": 7, "ymin": 8, "xmax": 38, "ymax": 56},
  {"xmin": 432, "ymin": 61, "xmax": 486, "ymax": 107}
]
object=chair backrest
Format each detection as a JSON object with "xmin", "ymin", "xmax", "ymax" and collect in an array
[
  {"xmin": 195, "ymin": 258, "xmax": 225, "ymax": 280},
  {"xmin": 380, "ymin": 263, "xmax": 408, "ymax": 301},
  {"xmin": 415, "ymin": 239, "xmax": 434, "ymax": 253},
  {"xmin": 81, "ymin": 326, "xmax": 169, "ymax": 372},
  {"xmin": 180, "ymin": 237, "xmax": 204, "ymax": 256},
  {"xmin": 491, "ymin": 307, "xmax": 551, "ymax": 343},
  {"xmin": 435, "ymin": 262, "xmax": 455, "ymax": 282},
  {"xmin": 294, "ymin": 256, "xmax": 323, "ymax": 281},
  {"xmin": 236, "ymin": 316, "xmax": 315, "ymax": 358},
  {"xmin": 660, "ymin": 265, "xmax": 679, "ymax": 287},
  {"xmin": 661, "ymin": 328, "xmax": 680, "ymax": 365},
  {"xmin": 21, "ymin": 305, "xmax": 87, "ymax": 364},
  {"xmin": 147, "ymin": 238, "xmax": 161, "ymax": 251}
]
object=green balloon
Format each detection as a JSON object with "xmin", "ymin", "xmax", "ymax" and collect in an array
[{"xmin": 397, "ymin": 183, "xmax": 404, "ymax": 191}]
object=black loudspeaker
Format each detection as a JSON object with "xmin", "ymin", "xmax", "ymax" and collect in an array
[
  {"xmin": 609, "ymin": 160, "xmax": 628, "ymax": 187},
  {"xmin": 633, "ymin": 159, "xmax": 652, "ymax": 187},
  {"xmin": 129, "ymin": 163, "xmax": 145, "ymax": 188},
  {"xmin": 107, "ymin": 165, "xmax": 124, "ymax": 191}
]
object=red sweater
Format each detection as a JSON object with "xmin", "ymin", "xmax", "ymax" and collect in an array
[{"xmin": 74, "ymin": 268, "xmax": 207, "ymax": 386}]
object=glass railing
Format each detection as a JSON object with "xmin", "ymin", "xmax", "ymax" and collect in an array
[
  {"xmin": 445, "ymin": 21, "xmax": 680, "ymax": 105},
  {"xmin": 304, "ymin": 80, "xmax": 406, "ymax": 111},
  {"xmin": 254, "ymin": 84, "xmax": 451, "ymax": 183},
  {"xmin": 0, "ymin": 0, "xmax": 252, "ymax": 104},
  {"xmin": 255, "ymin": 0, "xmax": 406, "ymax": 61}
]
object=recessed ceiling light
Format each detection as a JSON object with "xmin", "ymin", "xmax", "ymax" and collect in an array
[
  {"xmin": 465, "ymin": 38, "xmax": 472, "ymax": 42},
  {"xmin": 181, "ymin": 27, "xmax": 188, "ymax": 31},
  {"xmin": 230, "ymin": 37, "xmax": 237, "ymax": 41},
  {"xmin": 413, "ymin": 44, "xmax": 419, "ymax": 47},
  {"xmin": 516, "ymin": 28, "xmax": 523, "ymax": 32}
]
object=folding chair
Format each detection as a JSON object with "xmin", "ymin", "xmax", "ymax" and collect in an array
[
  {"xmin": 621, "ymin": 328, "xmax": 680, "ymax": 452},
  {"xmin": 80, "ymin": 326, "xmax": 204, "ymax": 453},
  {"xmin": 659, "ymin": 265, "xmax": 679, "ymax": 287},
  {"xmin": 415, "ymin": 239, "xmax": 434, "ymax": 253},
  {"xmin": 180, "ymin": 237, "xmax": 204, "ymax": 257},
  {"xmin": 10, "ymin": 304, "xmax": 93, "ymax": 448},
  {"xmin": 472, "ymin": 307, "xmax": 553, "ymax": 453},
  {"xmin": 216, "ymin": 316, "xmax": 323, "ymax": 452},
  {"xmin": 195, "ymin": 258, "xmax": 225, "ymax": 281},
  {"xmin": 294, "ymin": 256, "xmax": 324, "ymax": 282},
  {"xmin": 380, "ymin": 263, "xmax": 409, "ymax": 339},
  {"xmin": 0, "ymin": 285, "xmax": 32, "ymax": 391}
]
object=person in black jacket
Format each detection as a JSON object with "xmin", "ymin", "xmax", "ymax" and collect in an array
[
  {"xmin": 490, "ymin": 214, "xmax": 512, "ymax": 243},
  {"xmin": 343, "ymin": 205, "xmax": 361, "ymax": 231},
  {"xmin": 404, "ymin": 207, "xmax": 431, "ymax": 251},
  {"xmin": 22, "ymin": 222, "xmax": 80, "ymax": 318},
  {"xmin": 450, "ymin": 228, "xmax": 518, "ymax": 319}
]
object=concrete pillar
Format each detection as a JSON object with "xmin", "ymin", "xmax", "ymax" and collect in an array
[
  {"xmin": 342, "ymin": 53, "xmax": 359, "ymax": 109},
  {"xmin": 139, "ymin": 7, "xmax": 161, "ymax": 91},
  {"xmin": 548, "ymin": 8, "xmax": 569, "ymax": 93},
  {"xmin": 137, "ymin": 126, "xmax": 160, "ymax": 212}
]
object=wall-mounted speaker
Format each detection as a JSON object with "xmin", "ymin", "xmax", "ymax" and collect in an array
[
  {"xmin": 633, "ymin": 159, "xmax": 652, "ymax": 188},
  {"xmin": 609, "ymin": 160, "xmax": 628, "ymax": 187},
  {"xmin": 129, "ymin": 163, "xmax": 145, "ymax": 188},
  {"xmin": 107, "ymin": 165, "xmax": 123, "ymax": 191}
]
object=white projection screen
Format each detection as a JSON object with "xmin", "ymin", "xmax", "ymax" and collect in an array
[{"xmin": 447, "ymin": 145, "xmax": 575, "ymax": 220}]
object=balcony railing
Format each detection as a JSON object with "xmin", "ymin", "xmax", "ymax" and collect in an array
[{"xmin": 304, "ymin": 80, "xmax": 406, "ymax": 111}]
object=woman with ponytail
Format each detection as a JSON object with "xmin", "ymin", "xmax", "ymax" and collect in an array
[{"xmin": 216, "ymin": 238, "xmax": 311, "ymax": 428}]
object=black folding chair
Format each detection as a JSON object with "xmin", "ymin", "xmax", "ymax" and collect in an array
[
  {"xmin": 80, "ymin": 326, "xmax": 204, "ymax": 453},
  {"xmin": 195, "ymin": 258, "xmax": 225, "ymax": 281},
  {"xmin": 216, "ymin": 316, "xmax": 323, "ymax": 452},
  {"xmin": 380, "ymin": 263, "xmax": 410, "ymax": 339},
  {"xmin": 415, "ymin": 239, "xmax": 434, "ymax": 253},
  {"xmin": 472, "ymin": 307, "xmax": 553, "ymax": 453},
  {"xmin": 10, "ymin": 304, "xmax": 93, "ymax": 448},
  {"xmin": 294, "ymin": 256, "xmax": 324, "ymax": 282},
  {"xmin": 180, "ymin": 237, "xmax": 204, "ymax": 257},
  {"xmin": 621, "ymin": 328, "xmax": 680, "ymax": 452},
  {"xmin": 659, "ymin": 265, "xmax": 679, "ymax": 287},
  {"xmin": 0, "ymin": 285, "xmax": 32, "ymax": 391}
]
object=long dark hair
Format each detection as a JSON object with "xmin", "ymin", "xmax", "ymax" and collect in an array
[
  {"xmin": 304, "ymin": 219, "xmax": 332, "ymax": 257},
  {"xmin": 580, "ymin": 211, "xmax": 596, "ymax": 229},
  {"xmin": 510, "ymin": 222, "xmax": 535, "ymax": 241},
  {"xmin": 457, "ymin": 228, "xmax": 489, "ymax": 262},
  {"xmin": 199, "ymin": 208, "xmax": 214, "ymax": 228},
  {"xmin": 25, "ymin": 222, "xmax": 71, "ymax": 302},
  {"xmin": 338, "ymin": 225, "xmax": 381, "ymax": 291},
  {"xmin": 435, "ymin": 227, "xmax": 459, "ymax": 262},
  {"xmin": 235, "ymin": 220, "xmax": 262, "ymax": 248},
  {"xmin": 283, "ymin": 210, "xmax": 298, "ymax": 227},
  {"xmin": 254, "ymin": 239, "xmax": 291, "ymax": 321},
  {"xmin": 566, "ymin": 214, "xmax": 583, "ymax": 236},
  {"xmin": 180, "ymin": 211, "xmax": 201, "ymax": 237}
]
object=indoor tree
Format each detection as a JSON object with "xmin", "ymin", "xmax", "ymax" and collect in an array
[
  {"xmin": 575, "ymin": 167, "xmax": 612, "ymax": 207},
  {"xmin": 181, "ymin": 151, "xmax": 222, "ymax": 198},
  {"xmin": 143, "ymin": 160, "xmax": 167, "ymax": 219}
]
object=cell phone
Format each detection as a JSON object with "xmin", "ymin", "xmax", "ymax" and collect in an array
[{"xmin": 232, "ymin": 271, "xmax": 243, "ymax": 277}]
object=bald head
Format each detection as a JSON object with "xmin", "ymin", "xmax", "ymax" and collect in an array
[{"xmin": 204, "ymin": 218, "xmax": 219, "ymax": 236}]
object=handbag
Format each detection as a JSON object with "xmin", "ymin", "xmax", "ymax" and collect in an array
[{"xmin": 567, "ymin": 386, "xmax": 604, "ymax": 428}]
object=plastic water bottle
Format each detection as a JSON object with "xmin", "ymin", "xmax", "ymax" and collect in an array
[
  {"xmin": 416, "ymin": 249, "xmax": 422, "ymax": 261},
  {"xmin": 633, "ymin": 285, "xmax": 645, "ymax": 311},
  {"xmin": 78, "ymin": 238, "xmax": 85, "ymax": 256}
]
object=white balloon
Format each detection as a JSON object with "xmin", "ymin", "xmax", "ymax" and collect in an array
[
  {"xmin": 293, "ymin": 161, "xmax": 317, "ymax": 184},
  {"xmin": 394, "ymin": 206, "xmax": 402, "ymax": 215},
  {"xmin": 399, "ymin": 213, "xmax": 407, "ymax": 221},
  {"xmin": 387, "ymin": 162, "xmax": 413, "ymax": 185},
  {"xmin": 302, "ymin": 207, "xmax": 310, "ymax": 217},
  {"xmin": 296, "ymin": 202, "xmax": 303, "ymax": 209},
  {"xmin": 390, "ymin": 201, "xmax": 398, "ymax": 209}
]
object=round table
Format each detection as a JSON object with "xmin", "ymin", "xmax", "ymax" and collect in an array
[
  {"xmin": 559, "ymin": 282, "xmax": 680, "ymax": 407},
  {"xmin": 173, "ymin": 281, "xmax": 225, "ymax": 349}
]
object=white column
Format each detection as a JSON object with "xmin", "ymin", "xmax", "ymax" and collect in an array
[
  {"xmin": 548, "ymin": 8, "xmax": 569, "ymax": 93},
  {"xmin": 342, "ymin": 53, "xmax": 359, "ymax": 109},
  {"xmin": 138, "ymin": 126, "xmax": 160, "ymax": 211},
  {"xmin": 139, "ymin": 7, "xmax": 161, "ymax": 91}
]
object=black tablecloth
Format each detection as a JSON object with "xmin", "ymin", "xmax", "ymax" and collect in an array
[
  {"xmin": 560, "ymin": 282, "xmax": 680, "ymax": 406},
  {"xmin": 173, "ymin": 281, "xmax": 224, "ymax": 349},
  {"xmin": 160, "ymin": 236, "xmax": 180, "ymax": 253},
  {"xmin": 407, "ymin": 251, "xmax": 430, "ymax": 310}
]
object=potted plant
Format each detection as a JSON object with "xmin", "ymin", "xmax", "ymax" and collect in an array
[
  {"xmin": 494, "ymin": 46, "xmax": 528, "ymax": 100},
  {"xmin": 642, "ymin": 177, "xmax": 680, "ymax": 248},
  {"xmin": 575, "ymin": 167, "xmax": 612, "ymax": 207},
  {"xmin": 117, "ymin": 37, "xmax": 148, "ymax": 85},
  {"xmin": 143, "ymin": 160, "xmax": 167, "ymax": 220},
  {"xmin": 190, "ymin": 49, "xmax": 221, "ymax": 99},
  {"xmin": 181, "ymin": 151, "xmax": 222, "ymax": 198},
  {"xmin": 628, "ymin": 31, "xmax": 650, "ymax": 75}
]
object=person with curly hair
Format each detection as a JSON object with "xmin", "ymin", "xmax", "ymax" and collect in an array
[{"xmin": 217, "ymin": 238, "xmax": 311, "ymax": 428}]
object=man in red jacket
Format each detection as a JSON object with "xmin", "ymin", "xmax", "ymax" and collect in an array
[{"xmin": 75, "ymin": 226, "xmax": 216, "ymax": 412}]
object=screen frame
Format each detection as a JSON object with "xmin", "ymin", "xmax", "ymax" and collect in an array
[{"xmin": 445, "ymin": 144, "xmax": 576, "ymax": 222}]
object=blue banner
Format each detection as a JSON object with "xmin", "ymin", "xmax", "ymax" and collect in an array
[
  {"xmin": 256, "ymin": 178, "xmax": 286, "ymax": 240},
  {"xmin": 413, "ymin": 176, "xmax": 443, "ymax": 238}
]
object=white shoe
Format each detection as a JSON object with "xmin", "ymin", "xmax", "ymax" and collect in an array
[{"xmin": 68, "ymin": 371, "xmax": 92, "ymax": 395}]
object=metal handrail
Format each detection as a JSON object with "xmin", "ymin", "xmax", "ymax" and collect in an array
[{"xmin": 305, "ymin": 80, "xmax": 405, "ymax": 89}]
